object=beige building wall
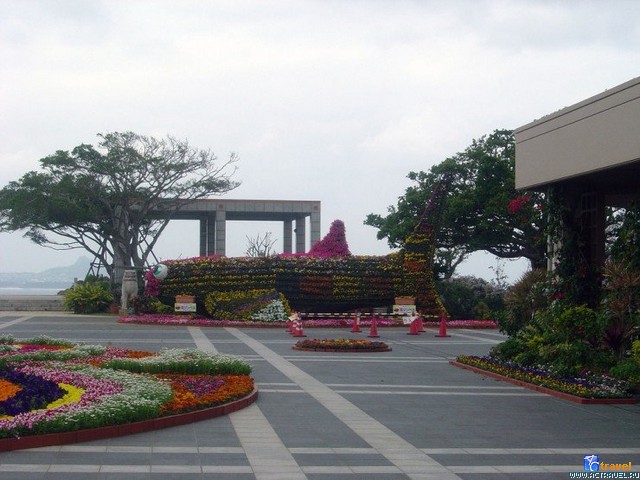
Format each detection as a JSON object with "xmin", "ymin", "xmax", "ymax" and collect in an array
[{"xmin": 515, "ymin": 76, "xmax": 640, "ymax": 190}]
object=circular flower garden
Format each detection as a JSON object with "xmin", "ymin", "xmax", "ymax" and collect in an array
[
  {"xmin": 293, "ymin": 338, "xmax": 391, "ymax": 352},
  {"xmin": 0, "ymin": 335, "xmax": 255, "ymax": 450}
]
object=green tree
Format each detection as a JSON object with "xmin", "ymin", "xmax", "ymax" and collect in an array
[
  {"xmin": 365, "ymin": 129, "xmax": 545, "ymax": 277},
  {"xmin": 0, "ymin": 132, "xmax": 239, "ymax": 280}
]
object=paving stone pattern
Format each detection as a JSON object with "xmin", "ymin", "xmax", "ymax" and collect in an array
[{"xmin": 0, "ymin": 312, "xmax": 638, "ymax": 479}]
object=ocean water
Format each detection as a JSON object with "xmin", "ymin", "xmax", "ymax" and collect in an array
[{"xmin": 0, "ymin": 287, "xmax": 65, "ymax": 296}]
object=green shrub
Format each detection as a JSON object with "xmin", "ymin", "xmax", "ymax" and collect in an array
[
  {"xmin": 436, "ymin": 275, "xmax": 505, "ymax": 320},
  {"xmin": 550, "ymin": 305, "xmax": 604, "ymax": 343},
  {"xmin": 498, "ymin": 269, "xmax": 548, "ymax": 336},
  {"xmin": 131, "ymin": 296, "xmax": 173, "ymax": 315},
  {"xmin": 609, "ymin": 360, "xmax": 640, "ymax": 387},
  {"xmin": 473, "ymin": 301, "xmax": 491, "ymax": 320},
  {"xmin": 63, "ymin": 281, "xmax": 114, "ymax": 314},
  {"xmin": 489, "ymin": 337, "xmax": 525, "ymax": 362},
  {"xmin": 514, "ymin": 332, "xmax": 548, "ymax": 366},
  {"xmin": 539, "ymin": 341, "xmax": 594, "ymax": 377},
  {"xmin": 633, "ymin": 340, "xmax": 640, "ymax": 365}
]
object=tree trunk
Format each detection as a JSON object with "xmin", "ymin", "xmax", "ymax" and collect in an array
[{"xmin": 112, "ymin": 240, "xmax": 131, "ymax": 284}]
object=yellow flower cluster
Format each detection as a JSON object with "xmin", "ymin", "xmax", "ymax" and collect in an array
[{"xmin": 45, "ymin": 383, "xmax": 85, "ymax": 410}]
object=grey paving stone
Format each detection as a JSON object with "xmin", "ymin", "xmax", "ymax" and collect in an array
[{"xmin": 0, "ymin": 314, "xmax": 638, "ymax": 480}]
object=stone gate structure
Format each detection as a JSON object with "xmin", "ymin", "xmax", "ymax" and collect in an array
[{"xmin": 168, "ymin": 199, "xmax": 321, "ymax": 256}]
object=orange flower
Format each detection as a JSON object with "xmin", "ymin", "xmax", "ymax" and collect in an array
[
  {"xmin": 159, "ymin": 375, "xmax": 254, "ymax": 415},
  {"xmin": 124, "ymin": 350, "xmax": 156, "ymax": 359},
  {"xmin": 0, "ymin": 379, "xmax": 22, "ymax": 402}
]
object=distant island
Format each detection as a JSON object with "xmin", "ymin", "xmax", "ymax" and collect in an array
[{"xmin": 0, "ymin": 257, "xmax": 91, "ymax": 291}]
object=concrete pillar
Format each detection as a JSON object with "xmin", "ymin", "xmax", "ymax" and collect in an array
[
  {"xmin": 283, "ymin": 220, "xmax": 293, "ymax": 253},
  {"xmin": 310, "ymin": 210, "xmax": 321, "ymax": 247},
  {"xmin": 206, "ymin": 214, "xmax": 215, "ymax": 256},
  {"xmin": 295, "ymin": 216, "xmax": 306, "ymax": 253},
  {"xmin": 214, "ymin": 209, "xmax": 226, "ymax": 256},
  {"xmin": 199, "ymin": 217, "xmax": 207, "ymax": 257},
  {"xmin": 199, "ymin": 215, "xmax": 216, "ymax": 256}
]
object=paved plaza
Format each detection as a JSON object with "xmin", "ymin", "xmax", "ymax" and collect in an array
[{"xmin": 0, "ymin": 311, "xmax": 638, "ymax": 479}]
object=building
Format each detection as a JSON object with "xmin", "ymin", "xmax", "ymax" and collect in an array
[{"xmin": 515, "ymin": 76, "xmax": 640, "ymax": 272}]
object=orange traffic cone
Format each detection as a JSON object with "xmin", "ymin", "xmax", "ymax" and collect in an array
[
  {"xmin": 293, "ymin": 318, "xmax": 307, "ymax": 337},
  {"xmin": 288, "ymin": 312, "xmax": 299, "ymax": 334},
  {"xmin": 435, "ymin": 313, "xmax": 450, "ymax": 338},
  {"xmin": 416, "ymin": 314, "xmax": 425, "ymax": 332},
  {"xmin": 368, "ymin": 315, "xmax": 380, "ymax": 338},
  {"xmin": 407, "ymin": 317, "xmax": 419, "ymax": 335},
  {"xmin": 351, "ymin": 312, "xmax": 361, "ymax": 333}
]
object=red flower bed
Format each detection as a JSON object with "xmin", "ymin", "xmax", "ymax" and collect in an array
[{"xmin": 293, "ymin": 338, "xmax": 391, "ymax": 352}]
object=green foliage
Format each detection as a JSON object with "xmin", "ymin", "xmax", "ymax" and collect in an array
[
  {"xmin": 600, "ymin": 260, "xmax": 640, "ymax": 360},
  {"xmin": 0, "ymin": 132, "xmax": 239, "ymax": 279},
  {"xmin": 633, "ymin": 340, "xmax": 640, "ymax": 364},
  {"xmin": 489, "ymin": 336, "xmax": 525, "ymax": 362},
  {"xmin": 545, "ymin": 187, "xmax": 601, "ymax": 306},
  {"xmin": 609, "ymin": 361, "xmax": 640, "ymax": 387},
  {"xmin": 549, "ymin": 305, "xmax": 604, "ymax": 343},
  {"xmin": 472, "ymin": 301, "xmax": 491, "ymax": 320},
  {"xmin": 436, "ymin": 275, "xmax": 504, "ymax": 319},
  {"xmin": 131, "ymin": 296, "xmax": 173, "ymax": 315},
  {"xmin": 493, "ymin": 301, "xmax": 615, "ymax": 376},
  {"xmin": 538, "ymin": 341, "xmax": 596, "ymax": 377},
  {"xmin": 498, "ymin": 269, "xmax": 548, "ymax": 336},
  {"xmin": 365, "ymin": 129, "xmax": 546, "ymax": 277},
  {"xmin": 609, "ymin": 340, "xmax": 640, "ymax": 388},
  {"xmin": 63, "ymin": 280, "xmax": 114, "ymax": 314},
  {"xmin": 609, "ymin": 205, "xmax": 640, "ymax": 271}
]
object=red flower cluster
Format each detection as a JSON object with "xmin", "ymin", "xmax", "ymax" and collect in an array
[
  {"xmin": 507, "ymin": 195, "xmax": 532, "ymax": 215},
  {"xmin": 144, "ymin": 269, "xmax": 161, "ymax": 297}
]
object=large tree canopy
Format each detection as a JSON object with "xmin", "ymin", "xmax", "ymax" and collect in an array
[
  {"xmin": 0, "ymin": 132, "xmax": 239, "ymax": 280},
  {"xmin": 365, "ymin": 129, "xmax": 545, "ymax": 278}
]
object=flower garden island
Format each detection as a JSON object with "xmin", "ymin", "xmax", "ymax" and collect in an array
[{"xmin": 3, "ymin": 208, "xmax": 639, "ymax": 451}]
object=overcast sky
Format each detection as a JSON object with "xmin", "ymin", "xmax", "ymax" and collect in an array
[{"xmin": 1, "ymin": 0, "xmax": 639, "ymax": 282}]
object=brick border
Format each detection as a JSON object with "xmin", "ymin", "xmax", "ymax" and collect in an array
[
  {"xmin": 450, "ymin": 361, "xmax": 636, "ymax": 405},
  {"xmin": 0, "ymin": 387, "xmax": 258, "ymax": 452}
]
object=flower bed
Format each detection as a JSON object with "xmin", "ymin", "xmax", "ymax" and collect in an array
[
  {"xmin": 422, "ymin": 319, "xmax": 497, "ymax": 329},
  {"xmin": 119, "ymin": 315, "xmax": 401, "ymax": 328},
  {"xmin": 119, "ymin": 314, "xmax": 496, "ymax": 329},
  {"xmin": 452, "ymin": 355, "xmax": 635, "ymax": 404},
  {"xmin": 293, "ymin": 338, "xmax": 391, "ymax": 352},
  {"xmin": 0, "ymin": 335, "xmax": 256, "ymax": 450}
]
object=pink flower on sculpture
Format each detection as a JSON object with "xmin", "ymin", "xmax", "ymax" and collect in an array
[
  {"xmin": 307, "ymin": 219, "xmax": 352, "ymax": 258},
  {"xmin": 144, "ymin": 269, "xmax": 160, "ymax": 297}
]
